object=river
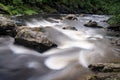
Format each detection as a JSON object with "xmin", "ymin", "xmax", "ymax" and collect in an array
[{"xmin": 0, "ymin": 14, "xmax": 119, "ymax": 80}]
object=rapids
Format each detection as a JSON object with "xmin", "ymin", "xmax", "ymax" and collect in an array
[{"xmin": 0, "ymin": 14, "xmax": 119, "ymax": 80}]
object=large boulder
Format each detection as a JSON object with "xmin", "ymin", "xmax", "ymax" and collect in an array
[
  {"xmin": 0, "ymin": 14, "xmax": 17, "ymax": 36},
  {"xmin": 15, "ymin": 26, "xmax": 57, "ymax": 53},
  {"xmin": 84, "ymin": 20, "xmax": 103, "ymax": 28}
]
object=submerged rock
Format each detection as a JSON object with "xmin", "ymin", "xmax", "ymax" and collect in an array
[
  {"xmin": 0, "ymin": 14, "xmax": 17, "ymax": 36},
  {"xmin": 15, "ymin": 26, "xmax": 57, "ymax": 53},
  {"xmin": 62, "ymin": 14, "xmax": 78, "ymax": 20},
  {"xmin": 84, "ymin": 20, "xmax": 103, "ymax": 28},
  {"xmin": 62, "ymin": 26, "xmax": 77, "ymax": 31}
]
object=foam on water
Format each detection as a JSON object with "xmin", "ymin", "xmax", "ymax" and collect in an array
[{"xmin": 25, "ymin": 19, "xmax": 64, "ymax": 28}]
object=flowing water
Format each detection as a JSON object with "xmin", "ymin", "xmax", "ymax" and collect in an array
[{"xmin": 0, "ymin": 14, "xmax": 119, "ymax": 80}]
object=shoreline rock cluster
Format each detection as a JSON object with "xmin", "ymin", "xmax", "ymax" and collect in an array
[{"xmin": 0, "ymin": 14, "xmax": 57, "ymax": 52}]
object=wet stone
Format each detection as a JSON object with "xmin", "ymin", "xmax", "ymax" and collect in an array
[
  {"xmin": 84, "ymin": 20, "xmax": 103, "ymax": 28},
  {"xmin": 0, "ymin": 14, "xmax": 17, "ymax": 36},
  {"xmin": 62, "ymin": 14, "xmax": 78, "ymax": 20},
  {"xmin": 15, "ymin": 26, "xmax": 57, "ymax": 53},
  {"xmin": 88, "ymin": 63, "xmax": 120, "ymax": 80},
  {"xmin": 89, "ymin": 63, "xmax": 120, "ymax": 72}
]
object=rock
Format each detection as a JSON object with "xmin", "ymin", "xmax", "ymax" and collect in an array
[
  {"xmin": 109, "ymin": 38, "xmax": 120, "ymax": 47},
  {"xmin": 88, "ymin": 73, "xmax": 120, "ymax": 80},
  {"xmin": 15, "ymin": 26, "xmax": 57, "ymax": 53},
  {"xmin": 0, "ymin": 14, "xmax": 17, "ymax": 36},
  {"xmin": 105, "ymin": 25, "xmax": 120, "ymax": 50},
  {"xmin": 107, "ymin": 37, "xmax": 120, "ymax": 52},
  {"xmin": 84, "ymin": 20, "xmax": 103, "ymax": 28},
  {"xmin": 106, "ymin": 25, "xmax": 120, "ymax": 31},
  {"xmin": 88, "ymin": 63, "xmax": 120, "ymax": 80},
  {"xmin": 104, "ymin": 25, "xmax": 120, "ymax": 37},
  {"xmin": 62, "ymin": 26, "xmax": 77, "ymax": 31},
  {"xmin": 62, "ymin": 14, "xmax": 78, "ymax": 20},
  {"xmin": 89, "ymin": 63, "xmax": 120, "ymax": 72}
]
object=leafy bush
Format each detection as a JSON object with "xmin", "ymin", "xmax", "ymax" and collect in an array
[{"xmin": 108, "ymin": 14, "xmax": 120, "ymax": 25}]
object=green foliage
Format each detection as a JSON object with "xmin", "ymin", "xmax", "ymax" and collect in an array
[
  {"xmin": 13, "ymin": 0, "xmax": 23, "ymax": 5},
  {"xmin": 23, "ymin": 9, "xmax": 37, "ymax": 15},
  {"xmin": 0, "ymin": 3, "xmax": 11, "ymax": 15},
  {"xmin": 108, "ymin": 14, "xmax": 120, "ymax": 25},
  {"xmin": 6, "ymin": 4, "xmax": 37, "ymax": 15},
  {"xmin": 0, "ymin": 0, "xmax": 120, "ymax": 25}
]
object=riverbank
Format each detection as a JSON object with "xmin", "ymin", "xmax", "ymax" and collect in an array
[{"xmin": 0, "ymin": 0, "xmax": 120, "ymax": 25}]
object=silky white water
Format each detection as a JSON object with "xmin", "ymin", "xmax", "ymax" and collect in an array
[
  {"xmin": 22, "ymin": 14, "xmax": 119, "ymax": 69},
  {"xmin": 0, "ymin": 14, "xmax": 119, "ymax": 80}
]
